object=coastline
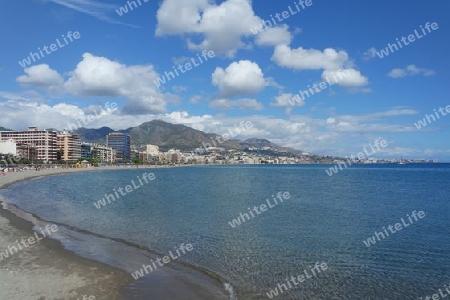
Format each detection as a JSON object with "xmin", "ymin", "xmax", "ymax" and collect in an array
[
  {"xmin": 0, "ymin": 167, "xmax": 138, "ymax": 300},
  {"xmin": 0, "ymin": 166, "xmax": 232, "ymax": 300}
]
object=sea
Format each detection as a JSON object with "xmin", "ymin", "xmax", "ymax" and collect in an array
[{"xmin": 1, "ymin": 164, "xmax": 449, "ymax": 299}]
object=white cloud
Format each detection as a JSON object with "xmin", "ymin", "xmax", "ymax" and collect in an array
[
  {"xmin": 271, "ymin": 93, "xmax": 304, "ymax": 107},
  {"xmin": 322, "ymin": 69, "xmax": 369, "ymax": 88},
  {"xmin": 272, "ymin": 45, "xmax": 351, "ymax": 71},
  {"xmin": 189, "ymin": 95, "xmax": 203, "ymax": 104},
  {"xmin": 0, "ymin": 96, "xmax": 439, "ymax": 158},
  {"xmin": 209, "ymin": 98, "xmax": 263, "ymax": 110},
  {"xmin": 212, "ymin": 60, "xmax": 267, "ymax": 97},
  {"xmin": 156, "ymin": 0, "xmax": 261, "ymax": 57},
  {"xmin": 15, "ymin": 53, "xmax": 174, "ymax": 115},
  {"xmin": 16, "ymin": 64, "xmax": 64, "ymax": 88},
  {"xmin": 272, "ymin": 45, "xmax": 370, "ymax": 89},
  {"xmin": 363, "ymin": 47, "xmax": 377, "ymax": 60},
  {"xmin": 255, "ymin": 25, "xmax": 292, "ymax": 47},
  {"xmin": 62, "ymin": 53, "xmax": 169, "ymax": 114},
  {"xmin": 387, "ymin": 65, "xmax": 436, "ymax": 78}
]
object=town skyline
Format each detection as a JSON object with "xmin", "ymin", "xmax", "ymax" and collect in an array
[{"xmin": 0, "ymin": 1, "xmax": 449, "ymax": 160}]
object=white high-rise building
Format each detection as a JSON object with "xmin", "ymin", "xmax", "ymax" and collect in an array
[
  {"xmin": 0, "ymin": 127, "xmax": 57, "ymax": 162},
  {"xmin": 0, "ymin": 140, "xmax": 16, "ymax": 155}
]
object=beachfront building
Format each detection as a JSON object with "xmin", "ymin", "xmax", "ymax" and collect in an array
[
  {"xmin": 81, "ymin": 143, "xmax": 115, "ymax": 163},
  {"xmin": 16, "ymin": 144, "xmax": 38, "ymax": 162},
  {"xmin": 138, "ymin": 144, "xmax": 160, "ymax": 164},
  {"xmin": 0, "ymin": 139, "xmax": 16, "ymax": 155},
  {"xmin": 0, "ymin": 127, "xmax": 58, "ymax": 162},
  {"xmin": 106, "ymin": 133, "xmax": 131, "ymax": 162},
  {"xmin": 146, "ymin": 144, "xmax": 160, "ymax": 156},
  {"xmin": 57, "ymin": 132, "xmax": 82, "ymax": 162}
]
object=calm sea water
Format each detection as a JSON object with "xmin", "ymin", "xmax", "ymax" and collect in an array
[{"xmin": 1, "ymin": 164, "xmax": 450, "ymax": 299}]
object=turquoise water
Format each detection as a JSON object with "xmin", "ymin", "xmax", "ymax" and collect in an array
[{"xmin": 1, "ymin": 164, "xmax": 450, "ymax": 299}]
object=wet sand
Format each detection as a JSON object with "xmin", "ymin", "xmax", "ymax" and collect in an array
[
  {"xmin": 0, "ymin": 168, "xmax": 134, "ymax": 300},
  {"xmin": 0, "ymin": 167, "xmax": 231, "ymax": 300}
]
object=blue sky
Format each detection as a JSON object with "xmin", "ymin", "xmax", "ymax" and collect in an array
[{"xmin": 1, "ymin": 0, "xmax": 449, "ymax": 160}]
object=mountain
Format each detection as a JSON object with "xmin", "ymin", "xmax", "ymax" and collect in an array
[
  {"xmin": 74, "ymin": 127, "xmax": 115, "ymax": 144},
  {"xmin": 0, "ymin": 127, "xmax": 13, "ymax": 131},
  {"xmin": 74, "ymin": 120, "xmax": 303, "ymax": 154},
  {"xmin": 119, "ymin": 120, "xmax": 241, "ymax": 151},
  {"xmin": 241, "ymin": 138, "xmax": 305, "ymax": 156}
]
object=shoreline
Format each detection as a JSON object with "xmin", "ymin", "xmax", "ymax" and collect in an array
[
  {"xmin": 0, "ymin": 167, "xmax": 142, "ymax": 300},
  {"xmin": 0, "ymin": 166, "xmax": 232, "ymax": 300}
]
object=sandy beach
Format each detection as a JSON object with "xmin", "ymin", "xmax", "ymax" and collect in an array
[
  {"xmin": 0, "ymin": 167, "xmax": 139, "ymax": 300},
  {"xmin": 0, "ymin": 166, "xmax": 231, "ymax": 300}
]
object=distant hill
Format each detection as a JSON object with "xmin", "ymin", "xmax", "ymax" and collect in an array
[
  {"xmin": 74, "ymin": 127, "xmax": 115, "ymax": 144},
  {"xmin": 241, "ymin": 138, "xmax": 304, "ymax": 155},
  {"xmin": 119, "ymin": 120, "xmax": 241, "ymax": 151},
  {"xmin": 74, "ymin": 120, "xmax": 304, "ymax": 154},
  {"xmin": 0, "ymin": 127, "xmax": 13, "ymax": 131}
]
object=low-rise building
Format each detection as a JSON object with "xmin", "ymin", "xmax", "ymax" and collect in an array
[{"xmin": 81, "ymin": 143, "xmax": 115, "ymax": 163}]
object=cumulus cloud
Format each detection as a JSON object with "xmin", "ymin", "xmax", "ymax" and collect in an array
[
  {"xmin": 212, "ymin": 60, "xmax": 267, "ymax": 97},
  {"xmin": 16, "ymin": 64, "xmax": 64, "ymax": 88},
  {"xmin": 272, "ymin": 45, "xmax": 351, "ymax": 71},
  {"xmin": 272, "ymin": 45, "xmax": 369, "ymax": 89},
  {"xmin": 387, "ymin": 65, "xmax": 436, "ymax": 78},
  {"xmin": 255, "ymin": 25, "xmax": 292, "ymax": 47},
  {"xmin": 0, "ymin": 95, "xmax": 434, "ymax": 157},
  {"xmin": 16, "ymin": 53, "xmax": 173, "ymax": 115},
  {"xmin": 209, "ymin": 98, "xmax": 263, "ymax": 110},
  {"xmin": 156, "ymin": 0, "xmax": 261, "ymax": 57}
]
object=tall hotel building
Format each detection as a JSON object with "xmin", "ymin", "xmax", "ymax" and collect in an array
[
  {"xmin": 0, "ymin": 127, "xmax": 57, "ymax": 162},
  {"xmin": 56, "ymin": 131, "xmax": 82, "ymax": 161},
  {"xmin": 106, "ymin": 133, "xmax": 131, "ymax": 161}
]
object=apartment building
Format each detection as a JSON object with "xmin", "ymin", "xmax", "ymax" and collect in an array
[
  {"xmin": 106, "ymin": 133, "xmax": 131, "ymax": 161},
  {"xmin": 57, "ymin": 132, "xmax": 82, "ymax": 161},
  {"xmin": 0, "ymin": 127, "xmax": 57, "ymax": 162},
  {"xmin": 81, "ymin": 143, "xmax": 115, "ymax": 163}
]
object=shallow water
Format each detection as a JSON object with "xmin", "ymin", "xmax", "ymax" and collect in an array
[{"xmin": 1, "ymin": 164, "xmax": 449, "ymax": 299}]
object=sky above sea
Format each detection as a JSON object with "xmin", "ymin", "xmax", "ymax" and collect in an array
[{"xmin": 0, "ymin": 0, "xmax": 449, "ymax": 160}]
